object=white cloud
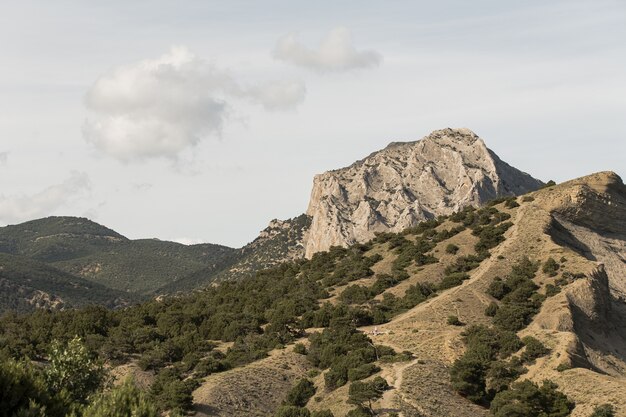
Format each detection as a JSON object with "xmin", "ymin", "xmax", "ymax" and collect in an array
[
  {"xmin": 0, "ymin": 152, "xmax": 8, "ymax": 166},
  {"xmin": 0, "ymin": 172, "xmax": 91, "ymax": 224},
  {"xmin": 84, "ymin": 47, "xmax": 305, "ymax": 161},
  {"xmin": 273, "ymin": 27, "xmax": 382, "ymax": 72}
]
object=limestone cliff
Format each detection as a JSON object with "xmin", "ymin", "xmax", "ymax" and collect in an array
[{"xmin": 304, "ymin": 128, "xmax": 543, "ymax": 257}]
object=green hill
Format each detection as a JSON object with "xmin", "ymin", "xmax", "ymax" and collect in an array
[
  {"xmin": 0, "ymin": 253, "xmax": 133, "ymax": 313},
  {"xmin": 0, "ymin": 216, "xmax": 237, "ymax": 299},
  {"xmin": 53, "ymin": 239, "xmax": 237, "ymax": 294}
]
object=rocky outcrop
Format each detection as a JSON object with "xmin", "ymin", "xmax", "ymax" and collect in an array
[{"xmin": 304, "ymin": 128, "xmax": 543, "ymax": 257}]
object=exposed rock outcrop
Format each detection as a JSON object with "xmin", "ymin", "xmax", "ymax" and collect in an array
[{"xmin": 304, "ymin": 128, "xmax": 543, "ymax": 257}]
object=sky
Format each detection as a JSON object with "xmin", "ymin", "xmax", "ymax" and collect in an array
[{"xmin": 0, "ymin": 0, "xmax": 624, "ymax": 247}]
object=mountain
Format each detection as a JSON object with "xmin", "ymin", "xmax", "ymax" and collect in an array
[
  {"xmin": 0, "ymin": 216, "xmax": 236, "ymax": 297},
  {"xmin": 188, "ymin": 171, "xmax": 626, "ymax": 416},
  {"xmin": 1, "ymin": 171, "xmax": 624, "ymax": 416},
  {"xmin": 0, "ymin": 252, "xmax": 132, "ymax": 313},
  {"xmin": 304, "ymin": 128, "xmax": 543, "ymax": 257},
  {"xmin": 158, "ymin": 214, "xmax": 310, "ymax": 292},
  {"xmin": 0, "ymin": 128, "xmax": 548, "ymax": 300}
]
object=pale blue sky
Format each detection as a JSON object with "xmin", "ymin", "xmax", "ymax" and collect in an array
[{"xmin": 0, "ymin": 0, "xmax": 624, "ymax": 246}]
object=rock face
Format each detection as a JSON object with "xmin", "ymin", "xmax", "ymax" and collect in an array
[{"xmin": 304, "ymin": 128, "xmax": 543, "ymax": 257}]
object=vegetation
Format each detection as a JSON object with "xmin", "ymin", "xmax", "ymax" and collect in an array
[
  {"xmin": 590, "ymin": 404, "xmax": 616, "ymax": 417},
  {"xmin": 520, "ymin": 336, "xmax": 550, "ymax": 363},
  {"xmin": 451, "ymin": 256, "xmax": 570, "ymax": 413},
  {"xmin": 285, "ymin": 379, "xmax": 316, "ymax": 407},
  {"xmin": 542, "ymin": 257, "xmax": 560, "ymax": 277},
  {"xmin": 490, "ymin": 380, "xmax": 574, "ymax": 417},
  {"xmin": 0, "ymin": 203, "xmax": 522, "ymax": 415},
  {"xmin": 445, "ymin": 243, "xmax": 460, "ymax": 254},
  {"xmin": 81, "ymin": 379, "xmax": 158, "ymax": 417},
  {"xmin": 347, "ymin": 377, "xmax": 389, "ymax": 414}
]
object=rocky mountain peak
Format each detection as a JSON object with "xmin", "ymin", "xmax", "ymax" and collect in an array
[{"xmin": 303, "ymin": 128, "xmax": 543, "ymax": 257}]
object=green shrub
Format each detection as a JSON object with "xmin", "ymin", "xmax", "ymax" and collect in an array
[
  {"xmin": 522, "ymin": 196, "xmax": 535, "ymax": 202},
  {"xmin": 81, "ymin": 378, "xmax": 158, "ymax": 417},
  {"xmin": 347, "ymin": 377, "xmax": 389, "ymax": 413},
  {"xmin": 347, "ymin": 363, "xmax": 380, "ymax": 381},
  {"xmin": 438, "ymin": 273, "xmax": 470, "ymax": 290},
  {"xmin": 556, "ymin": 363, "xmax": 572, "ymax": 372},
  {"xmin": 542, "ymin": 258, "xmax": 560, "ymax": 277},
  {"xmin": 545, "ymin": 284, "xmax": 560, "ymax": 297},
  {"xmin": 590, "ymin": 404, "xmax": 616, "ymax": 417},
  {"xmin": 285, "ymin": 379, "xmax": 316, "ymax": 407},
  {"xmin": 293, "ymin": 343, "xmax": 307, "ymax": 355},
  {"xmin": 447, "ymin": 315, "xmax": 463, "ymax": 326},
  {"xmin": 45, "ymin": 337, "xmax": 107, "ymax": 405},
  {"xmin": 484, "ymin": 302, "xmax": 499, "ymax": 317},
  {"xmin": 520, "ymin": 336, "xmax": 549, "ymax": 363},
  {"xmin": 490, "ymin": 380, "xmax": 573, "ymax": 417},
  {"xmin": 445, "ymin": 244, "xmax": 460, "ymax": 254},
  {"xmin": 504, "ymin": 198, "xmax": 520, "ymax": 209},
  {"xmin": 487, "ymin": 278, "xmax": 510, "ymax": 300},
  {"xmin": 0, "ymin": 359, "xmax": 66, "ymax": 417}
]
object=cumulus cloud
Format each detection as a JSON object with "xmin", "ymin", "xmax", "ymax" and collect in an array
[
  {"xmin": 0, "ymin": 172, "xmax": 91, "ymax": 224},
  {"xmin": 84, "ymin": 47, "xmax": 305, "ymax": 161},
  {"xmin": 273, "ymin": 27, "xmax": 382, "ymax": 72}
]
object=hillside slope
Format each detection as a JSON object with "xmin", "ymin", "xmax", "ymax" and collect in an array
[
  {"xmin": 0, "ymin": 216, "xmax": 236, "ymax": 299},
  {"xmin": 190, "ymin": 172, "xmax": 625, "ymax": 417},
  {"xmin": 0, "ymin": 252, "xmax": 132, "ymax": 313}
]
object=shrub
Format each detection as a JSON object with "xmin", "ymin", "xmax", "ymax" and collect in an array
[
  {"xmin": 347, "ymin": 377, "xmax": 389, "ymax": 413},
  {"xmin": 81, "ymin": 378, "xmax": 158, "ymax": 417},
  {"xmin": 545, "ymin": 284, "xmax": 560, "ymax": 297},
  {"xmin": 590, "ymin": 404, "xmax": 616, "ymax": 417},
  {"xmin": 450, "ymin": 356, "xmax": 489, "ymax": 403},
  {"xmin": 504, "ymin": 198, "xmax": 520, "ymax": 209},
  {"xmin": 490, "ymin": 380, "xmax": 574, "ymax": 417},
  {"xmin": 484, "ymin": 302, "xmax": 499, "ymax": 317},
  {"xmin": 520, "ymin": 336, "xmax": 550, "ymax": 363},
  {"xmin": 556, "ymin": 363, "xmax": 572, "ymax": 372},
  {"xmin": 522, "ymin": 196, "xmax": 535, "ymax": 202},
  {"xmin": 445, "ymin": 244, "xmax": 460, "ymax": 254},
  {"xmin": 285, "ymin": 379, "xmax": 316, "ymax": 407},
  {"xmin": 45, "ymin": 337, "xmax": 107, "ymax": 405},
  {"xmin": 487, "ymin": 278, "xmax": 510, "ymax": 300},
  {"xmin": 485, "ymin": 360, "xmax": 523, "ymax": 395},
  {"xmin": 347, "ymin": 363, "xmax": 380, "ymax": 381},
  {"xmin": 438, "ymin": 273, "xmax": 470, "ymax": 290},
  {"xmin": 542, "ymin": 258, "xmax": 560, "ymax": 277},
  {"xmin": 293, "ymin": 343, "xmax": 307, "ymax": 355},
  {"xmin": 447, "ymin": 315, "xmax": 463, "ymax": 326},
  {"xmin": 0, "ymin": 359, "xmax": 66, "ymax": 417}
]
